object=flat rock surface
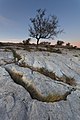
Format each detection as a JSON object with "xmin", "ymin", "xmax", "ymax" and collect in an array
[
  {"xmin": 0, "ymin": 47, "xmax": 80, "ymax": 120},
  {"xmin": 17, "ymin": 49, "xmax": 80, "ymax": 83},
  {"xmin": 0, "ymin": 49, "xmax": 14, "ymax": 65}
]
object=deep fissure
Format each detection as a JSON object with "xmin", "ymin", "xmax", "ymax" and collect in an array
[{"xmin": 5, "ymin": 67, "xmax": 74, "ymax": 103}]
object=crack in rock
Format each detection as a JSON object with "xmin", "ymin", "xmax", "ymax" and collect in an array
[
  {"xmin": 9, "ymin": 48, "xmax": 77, "ymax": 86},
  {"xmin": 5, "ymin": 67, "xmax": 74, "ymax": 103}
]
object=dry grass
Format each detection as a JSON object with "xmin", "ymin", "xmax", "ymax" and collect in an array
[
  {"xmin": 44, "ymin": 91, "xmax": 71, "ymax": 102},
  {"xmin": 37, "ymin": 46, "xmax": 62, "ymax": 53},
  {"xmin": 65, "ymin": 77, "xmax": 76, "ymax": 86},
  {"xmin": 47, "ymin": 47, "xmax": 62, "ymax": 53},
  {"xmin": 38, "ymin": 67, "xmax": 57, "ymax": 80},
  {"xmin": 44, "ymin": 94, "xmax": 64, "ymax": 102},
  {"xmin": 11, "ymin": 49, "xmax": 21, "ymax": 61},
  {"xmin": 60, "ymin": 76, "xmax": 76, "ymax": 86},
  {"xmin": 38, "ymin": 68, "xmax": 76, "ymax": 86},
  {"xmin": 4, "ymin": 47, "xmax": 21, "ymax": 61},
  {"xmin": 4, "ymin": 48, "xmax": 10, "ymax": 52},
  {"xmin": 23, "ymin": 45, "xmax": 31, "ymax": 52}
]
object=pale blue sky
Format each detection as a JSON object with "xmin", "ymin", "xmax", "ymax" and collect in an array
[{"xmin": 0, "ymin": 0, "xmax": 80, "ymax": 45}]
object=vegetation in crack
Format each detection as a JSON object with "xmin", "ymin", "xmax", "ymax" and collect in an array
[
  {"xmin": 60, "ymin": 75, "xmax": 77, "ymax": 86},
  {"xmin": 5, "ymin": 47, "xmax": 76, "ymax": 87},
  {"xmin": 5, "ymin": 47, "xmax": 21, "ymax": 62},
  {"xmin": 5, "ymin": 67, "xmax": 74, "ymax": 103},
  {"xmin": 11, "ymin": 49, "xmax": 21, "ymax": 62},
  {"xmin": 19, "ymin": 62, "xmax": 77, "ymax": 86},
  {"xmin": 38, "ymin": 68, "xmax": 76, "ymax": 86}
]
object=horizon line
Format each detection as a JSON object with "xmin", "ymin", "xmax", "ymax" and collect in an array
[{"xmin": 0, "ymin": 39, "xmax": 80, "ymax": 48}]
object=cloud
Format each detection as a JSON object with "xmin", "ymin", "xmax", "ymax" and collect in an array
[
  {"xmin": 0, "ymin": 15, "xmax": 12, "ymax": 24},
  {"xmin": 0, "ymin": 15, "xmax": 10, "ymax": 23},
  {"xmin": 0, "ymin": 15, "xmax": 17, "ymax": 27}
]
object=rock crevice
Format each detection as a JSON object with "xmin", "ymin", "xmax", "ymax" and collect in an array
[{"xmin": 5, "ymin": 67, "xmax": 74, "ymax": 103}]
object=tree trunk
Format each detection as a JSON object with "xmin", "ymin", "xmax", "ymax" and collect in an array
[{"xmin": 37, "ymin": 39, "xmax": 39, "ymax": 46}]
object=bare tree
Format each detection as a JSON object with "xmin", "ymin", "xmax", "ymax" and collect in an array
[{"xmin": 29, "ymin": 9, "xmax": 63, "ymax": 46}]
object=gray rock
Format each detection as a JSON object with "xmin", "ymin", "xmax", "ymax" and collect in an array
[
  {"xmin": 27, "ymin": 90, "xmax": 80, "ymax": 120},
  {"xmin": 16, "ymin": 50, "xmax": 80, "ymax": 84},
  {"xmin": 0, "ymin": 66, "xmax": 31, "ymax": 120},
  {"xmin": 5, "ymin": 64, "xmax": 72, "ymax": 96},
  {"xmin": 0, "ymin": 50, "xmax": 14, "ymax": 65},
  {"xmin": 0, "ymin": 48, "xmax": 80, "ymax": 120}
]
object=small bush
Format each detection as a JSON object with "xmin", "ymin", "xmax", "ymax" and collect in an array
[
  {"xmin": 74, "ymin": 46, "xmax": 77, "ymax": 49},
  {"xmin": 57, "ymin": 40, "xmax": 64, "ymax": 46},
  {"xmin": 23, "ymin": 38, "xmax": 31, "ymax": 45}
]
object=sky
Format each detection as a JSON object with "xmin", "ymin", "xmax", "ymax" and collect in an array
[{"xmin": 0, "ymin": 0, "xmax": 80, "ymax": 47}]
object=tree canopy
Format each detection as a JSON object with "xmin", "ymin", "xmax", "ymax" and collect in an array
[{"xmin": 29, "ymin": 9, "xmax": 63, "ymax": 45}]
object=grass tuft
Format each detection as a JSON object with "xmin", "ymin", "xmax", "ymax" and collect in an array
[
  {"xmin": 38, "ymin": 67, "xmax": 57, "ymax": 80},
  {"xmin": 60, "ymin": 76, "xmax": 76, "ymax": 86}
]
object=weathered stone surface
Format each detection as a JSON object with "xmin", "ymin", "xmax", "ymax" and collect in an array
[
  {"xmin": 0, "ymin": 66, "xmax": 31, "ymax": 120},
  {"xmin": 16, "ymin": 50, "xmax": 80, "ymax": 84},
  {"xmin": 0, "ymin": 48, "xmax": 80, "ymax": 120},
  {"xmin": 5, "ymin": 64, "xmax": 72, "ymax": 96},
  {"xmin": 26, "ymin": 90, "xmax": 80, "ymax": 120},
  {"xmin": 0, "ymin": 49, "xmax": 14, "ymax": 65}
]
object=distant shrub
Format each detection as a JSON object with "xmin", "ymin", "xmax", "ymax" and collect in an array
[
  {"xmin": 66, "ymin": 43, "xmax": 75, "ymax": 49},
  {"xmin": 74, "ymin": 46, "xmax": 77, "ymax": 49},
  {"xmin": 66, "ymin": 42, "xmax": 70, "ymax": 47},
  {"xmin": 23, "ymin": 38, "xmax": 31, "ymax": 45},
  {"xmin": 57, "ymin": 40, "xmax": 64, "ymax": 46}
]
